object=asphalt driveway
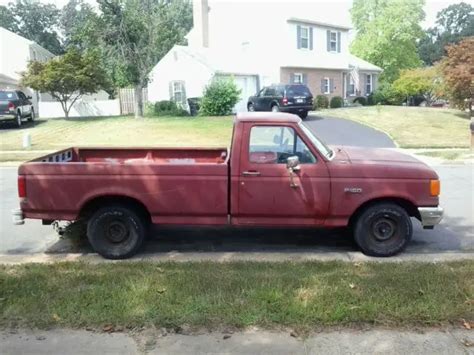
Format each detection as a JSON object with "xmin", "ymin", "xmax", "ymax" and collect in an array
[{"xmin": 303, "ymin": 113, "xmax": 396, "ymax": 148}]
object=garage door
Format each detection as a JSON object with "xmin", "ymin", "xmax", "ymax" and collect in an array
[{"xmin": 233, "ymin": 75, "xmax": 258, "ymax": 113}]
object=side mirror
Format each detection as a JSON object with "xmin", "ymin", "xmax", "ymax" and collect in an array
[{"xmin": 286, "ymin": 156, "xmax": 300, "ymax": 170}]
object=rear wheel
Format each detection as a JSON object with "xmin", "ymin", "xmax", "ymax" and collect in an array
[
  {"xmin": 353, "ymin": 202, "xmax": 412, "ymax": 257},
  {"xmin": 15, "ymin": 111, "xmax": 22, "ymax": 128},
  {"xmin": 87, "ymin": 204, "xmax": 148, "ymax": 259},
  {"xmin": 298, "ymin": 111, "xmax": 308, "ymax": 119},
  {"xmin": 271, "ymin": 104, "xmax": 279, "ymax": 112}
]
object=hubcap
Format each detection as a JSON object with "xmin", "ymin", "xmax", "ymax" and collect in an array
[
  {"xmin": 106, "ymin": 220, "xmax": 129, "ymax": 243},
  {"xmin": 248, "ymin": 105, "xmax": 254, "ymax": 112},
  {"xmin": 372, "ymin": 218, "xmax": 396, "ymax": 241},
  {"xmin": 272, "ymin": 106, "xmax": 279, "ymax": 112}
]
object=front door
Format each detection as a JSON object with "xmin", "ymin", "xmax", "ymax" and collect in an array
[{"xmin": 235, "ymin": 123, "xmax": 331, "ymax": 226}]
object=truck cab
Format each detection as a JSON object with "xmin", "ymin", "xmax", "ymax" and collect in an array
[{"xmin": 14, "ymin": 113, "xmax": 443, "ymax": 259}]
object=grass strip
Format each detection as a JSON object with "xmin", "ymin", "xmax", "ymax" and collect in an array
[{"xmin": 0, "ymin": 261, "xmax": 472, "ymax": 330}]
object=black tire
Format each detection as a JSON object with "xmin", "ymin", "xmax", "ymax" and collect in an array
[
  {"xmin": 353, "ymin": 203, "xmax": 412, "ymax": 257},
  {"xmin": 298, "ymin": 111, "xmax": 308, "ymax": 119},
  {"xmin": 15, "ymin": 111, "xmax": 22, "ymax": 128},
  {"xmin": 271, "ymin": 104, "xmax": 279, "ymax": 112},
  {"xmin": 87, "ymin": 204, "xmax": 147, "ymax": 259},
  {"xmin": 28, "ymin": 108, "xmax": 35, "ymax": 122},
  {"xmin": 248, "ymin": 103, "xmax": 255, "ymax": 112}
]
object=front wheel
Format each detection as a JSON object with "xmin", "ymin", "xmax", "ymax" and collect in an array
[
  {"xmin": 28, "ymin": 108, "xmax": 35, "ymax": 122},
  {"xmin": 15, "ymin": 112, "xmax": 22, "ymax": 128},
  {"xmin": 248, "ymin": 103, "xmax": 255, "ymax": 112},
  {"xmin": 87, "ymin": 205, "xmax": 148, "ymax": 259},
  {"xmin": 353, "ymin": 203, "xmax": 412, "ymax": 257}
]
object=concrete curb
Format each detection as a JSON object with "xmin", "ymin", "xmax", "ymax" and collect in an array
[{"xmin": 1, "ymin": 251, "xmax": 473, "ymax": 265}]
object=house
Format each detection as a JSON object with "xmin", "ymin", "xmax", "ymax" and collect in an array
[
  {"xmin": 147, "ymin": 0, "xmax": 382, "ymax": 112},
  {"xmin": 0, "ymin": 27, "xmax": 55, "ymax": 114}
]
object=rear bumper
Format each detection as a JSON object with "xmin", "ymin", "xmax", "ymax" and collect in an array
[
  {"xmin": 12, "ymin": 208, "xmax": 25, "ymax": 225},
  {"xmin": 418, "ymin": 206, "xmax": 443, "ymax": 227},
  {"xmin": 0, "ymin": 113, "xmax": 16, "ymax": 120},
  {"xmin": 279, "ymin": 105, "xmax": 312, "ymax": 113}
]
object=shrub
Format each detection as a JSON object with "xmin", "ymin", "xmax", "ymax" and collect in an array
[
  {"xmin": 200, "ymin": 78, "xmax": 241, "ymax": 116},
  {"xmin": 153, "ymin": 100, "xmax": 189, "ymax": 117},
  {"xmin": 314, "ymin": 95, "xmax": 329, "ymax": 110},
  {"xmin": 371, "ymin": 83, "xmax": 404, "ymax": 105},
  {"xmin": 353, "ymin": 96, "xmax": 367, "ymax": 106},
  {"xmin": 329, "ymin": 96, "xmax": 343, "ymax": 108}
]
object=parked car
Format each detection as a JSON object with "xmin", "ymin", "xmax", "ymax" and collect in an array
[
  {"xmin": 13, "ymin": 112, "xmax": 443, "ymax": 259},
  {"xmin": 247, "ymin": 84, "xmax": 313, "ymax": 119},
  {"xmin": 0, "ymin": 90, "xmax": 35, "ymax": 128}
]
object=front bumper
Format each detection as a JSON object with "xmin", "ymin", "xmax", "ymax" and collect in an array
[
  {"xmin": 418, "ymin": 206, "xmax": 444, "ymax": 227},
  {"xmin": 12, "ymin": 208, "xmax": 25, "ymax": 225}
]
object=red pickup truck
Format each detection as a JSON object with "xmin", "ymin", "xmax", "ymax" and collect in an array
[{"xmin": 13, "ymin": 113, "xmax": 443, "ymax": 259}]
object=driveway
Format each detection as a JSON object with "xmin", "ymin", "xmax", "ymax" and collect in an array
[{"xmin": 304, "ymin": 113, "xmax": 396, "ymax": 147}]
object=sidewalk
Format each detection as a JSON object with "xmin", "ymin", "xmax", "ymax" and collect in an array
[{"xmin": 2, "ymin": 328, "xmax": 473, "ymax": 354}]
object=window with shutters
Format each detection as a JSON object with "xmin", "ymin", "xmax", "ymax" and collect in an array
[
  {"xmin": 293, "ymin": 73, "xmax": 303, "ymax": 84},
  {"xmin": 323, "ymin": 78, "xmax": 330, "ymax": 94},
  {"xmin": 329, "ymin": 31, "xmax": 338, "ymax": 52},
  {"xmin": 299, "ymin": 26, "xmax": 309, "ymax": 49}
]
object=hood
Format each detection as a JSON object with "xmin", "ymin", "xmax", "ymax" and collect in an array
[{"xmin": 328, "ymin": 146, "xmax": 438, "ymax": 180}]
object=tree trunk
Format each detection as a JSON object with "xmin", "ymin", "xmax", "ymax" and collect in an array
[{"xmin": 134, "ymin": 84, "xmax": 144, "ymax": 118}]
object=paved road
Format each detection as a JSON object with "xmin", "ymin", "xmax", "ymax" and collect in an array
[
  {"xmin": 304, "ymin": 114, "xmax": 396, "ymax": 147},
  {"xmin": 1, "ymin": 164, "xmax": 472, "ymax": 257}
]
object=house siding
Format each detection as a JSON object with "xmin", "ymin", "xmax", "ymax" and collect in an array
[{"xmin": 280, "ymin": 67, "xmax": 345, "ymax": 99}]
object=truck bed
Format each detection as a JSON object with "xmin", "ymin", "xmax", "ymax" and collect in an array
[{"xmin": 19, "ymin": 147, "xmax": 230, "ymax": 225}]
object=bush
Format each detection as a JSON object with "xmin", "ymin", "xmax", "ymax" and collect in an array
[
  {"xmin": 329, "ymin": 96, "xmax": 343, "ymax": 108},
  {"xmin": 200, "ymin": 78, "xmax": 241, "ymax": 116},
  {"xmin": 314, "ymin": 95, "xmax": 329, "ymax": 110},
  {"xmin": 152, "ymin": 100, "xmax": 189, "ymax": 117},
  {"xmin": 371, "ymin": 83, "xmax": 404, "ymax": 105},
  {"xmin": 353, "ymin": 96, "xmax": 367, "ymax": 106}
]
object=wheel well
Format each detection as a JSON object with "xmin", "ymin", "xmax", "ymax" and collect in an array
[
  {"xmin": 348, "ymin": 197, "xmax": 420, "ymax": 227},
  {"xmin": 79, "ymin": 195, "xmax": 151, "ymax": 223},
  {"xmin": 271, "ymin": 101, "xmax": 279, "ymax": 107}
]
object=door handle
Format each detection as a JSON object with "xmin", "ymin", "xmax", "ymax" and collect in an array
[{"xmin": 242, "ymin": 171, "xmax": 261, "ymax": 176}]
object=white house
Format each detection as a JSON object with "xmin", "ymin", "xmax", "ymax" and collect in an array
[
  {"xmin": 147, "ymin": 0, "xmax": 383, "ymax": 113},
  {"xmin": 0, "ymin": 27, "xmax": 54, "ymax": 114}
]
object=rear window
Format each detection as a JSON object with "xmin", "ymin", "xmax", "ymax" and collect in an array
[
  {"xmin": 0, "ymin": 91, "xmax": 17, "ymax": 100},
  {"xmin": 285, "ymin": 85, "xmax": 311, "ymax": 97}
]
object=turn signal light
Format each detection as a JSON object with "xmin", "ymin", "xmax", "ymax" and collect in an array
[
  {"xmin": 18, "ymin": 175, "xmax": 26, "ymax": 198},
  {"xmin": 430, "ymin": 179, "xmax": 440, "ymax": 196}
]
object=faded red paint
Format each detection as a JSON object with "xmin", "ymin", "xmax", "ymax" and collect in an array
[{"xmin": 18, "ymin": 112, "xmax": 440, "ymax": 228}]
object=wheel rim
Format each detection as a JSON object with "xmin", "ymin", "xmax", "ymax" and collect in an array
[
  {"xmin": 372, "ymin": 217, "xmax": 396, "ymax": 241},
  {"xmin": 248, "ymin": 104, "xmax": 254, "ymax": 112},
  {"xmin": 272, "ymin": 106, "xmax": 279, "ymax": 112},
  {"xmin": 106, "ymin": 220, "xmax": 130, "ymax": 243}
]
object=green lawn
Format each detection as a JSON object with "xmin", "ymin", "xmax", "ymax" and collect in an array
[
  {"xmin": 1, "ymin": 261, "xmax": 472, "ymax": 330},
  {"xmin": 321, "ymin": 106, "xmax": 471, "ymax": 148},
  {"xmin": 0, "ymin": 115, "xmax": 233, "ymax": 155}
]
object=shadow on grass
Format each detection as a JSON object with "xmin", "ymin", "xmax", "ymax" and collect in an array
[{"xmin": 0, "ymin": 119, "xmax": 48, "ymax": 130}]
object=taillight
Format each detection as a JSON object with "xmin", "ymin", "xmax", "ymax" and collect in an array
[
  {"xmin": 282, "ymin": 97, "xmax": 288, "ymax": 105},
  {"xmin": 18, "ymin": 175, "xmax": 26, "ymax": 198},
  {"xmin": 8, "ymin": 102, "xmax": 15, "ymax": 111}
]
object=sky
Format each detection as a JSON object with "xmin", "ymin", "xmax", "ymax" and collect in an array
[{"xmin": 0, "ymin": 0, "xmax": 471, "ymax": 29}]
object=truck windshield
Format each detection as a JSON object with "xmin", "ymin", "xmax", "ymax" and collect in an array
[{"xmin": 299, "ymin": 122, "xmax": 334, "ymax": 160}]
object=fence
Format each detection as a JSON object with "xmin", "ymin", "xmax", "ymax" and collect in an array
[{"xmin": 118, "ymin": 87, "xmax": 148, "ymax": 115}]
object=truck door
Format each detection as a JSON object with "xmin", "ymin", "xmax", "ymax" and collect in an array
[{"xmin": 235, "ymin": 123, "xmax": 331, "ymax": 226}]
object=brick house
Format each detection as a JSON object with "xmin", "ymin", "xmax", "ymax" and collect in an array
[{"xmin": 148, "ymin": 0, "xmax": 382, "ymax": 112}]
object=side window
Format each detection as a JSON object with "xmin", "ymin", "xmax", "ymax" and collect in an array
[
  {"xmin": 249, "ymin": 126, "xmax": 316, "ymax": 164},
  {"xmin": 17, "ymin": 92, "xmax": 26, "ymax": 100}
]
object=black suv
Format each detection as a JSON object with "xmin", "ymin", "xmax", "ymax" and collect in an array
[{"xmin": 247, "ymin": 84, "xmax": 313, "ymax": 119}]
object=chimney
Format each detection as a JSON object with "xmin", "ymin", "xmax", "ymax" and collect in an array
[{"xmin": 193, "ymin": 0, "xmax": 209, "ymax": 48}]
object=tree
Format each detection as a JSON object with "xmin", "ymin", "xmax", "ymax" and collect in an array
[
  {"xmin": 98, "ymin": 0, "xmax": 192, "ymax": 118},
  {"xmin": 418, "ymin": 2, "xmax": 474, "ymax": 65},
  {"xmin": 392, "ymin": 66, "xmax": 444, "ymax": 106},
  {"xmin": 440, "ymin": 37, "xmax": 474, "ymax": 115},
  {"xmin": 21, "ymin": 49, "xmax": 109, "ymax": 118},
  {"xmin": 350, "ymin": 0, "xmax": 425, "ymax": 83},
  {"xmin": 0, "ymin": 0, "xmax": 63, "ymax": 55}
]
